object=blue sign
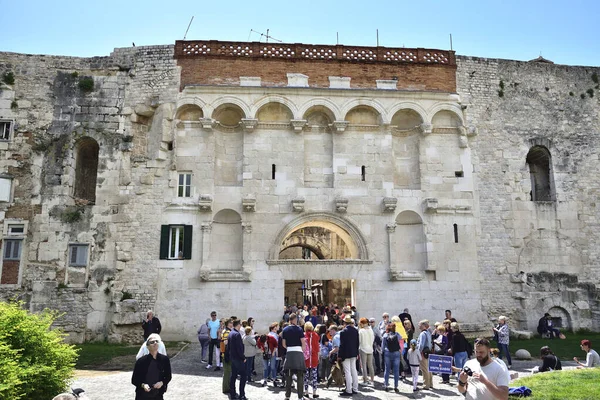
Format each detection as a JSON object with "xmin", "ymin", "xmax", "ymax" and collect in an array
[{"xmin": 428, "ymin": 354, "xmax": 453, "ymax": 374}]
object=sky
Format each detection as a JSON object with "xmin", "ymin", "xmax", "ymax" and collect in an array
[{"xmin": 1, "ymin": 0, "xmax": 599, "ymax": 66}]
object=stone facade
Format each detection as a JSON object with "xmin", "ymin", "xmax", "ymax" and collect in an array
[{"xmin": 0, "ymin": 40, "xmax": 598, "ymax": 342}]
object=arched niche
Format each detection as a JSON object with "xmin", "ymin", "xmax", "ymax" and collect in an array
[
  {"xmin": 345, "ymin": 106, "xmax": 381, "ymax": 125},
  {"xmin": 74, "ymin": 137, "xmax": 99, "ymax": 204},
  {"xmin": 303, "ymin": 105, "xmax": 335, "ymax": 128},
  {"xmin": 176, "ymin": 104, "xmax": 204, "ymax": 121},
  {"xmin": 256, "ymin": 102, "xmax": 293, "ymax": 122},
  {"xmin": 213, "ymin": 104, "xmax": 245, "ymax": 127},
  {"xmin": 271, "ymin": 213, "xmax": 369, "ymax": 260},
  {"xmin": 526, "ymin": 145, "xmax": 554, "ymax": 201},
  {"xmin": 391, "ymin": 109, "xmax": 423, "ymax": 130},
  {"xmin": 431, "ymin": 110, "xmax": 462, "ymax": 128},
  {"xmin": 303, "ymin": 106, "xmax": 334, "ymax": 188},
  {"xmin": 210, "ymin": 209, "xmax": 243, "ymax": 270},
  {"xmin": 394, "ymin": 210, "xmax": 427, "ymax": 272}
]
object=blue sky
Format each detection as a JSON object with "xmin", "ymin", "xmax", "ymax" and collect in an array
[{"xmin": 1, "ymin": 0, "xmax": 599, "ymax": 66}]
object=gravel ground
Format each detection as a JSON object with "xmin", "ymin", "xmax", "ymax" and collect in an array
[{"xmin": 72, "ymin": 343, "xmax": 576, "ymax": 400}]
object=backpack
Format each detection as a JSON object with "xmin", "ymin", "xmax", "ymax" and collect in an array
[
  {"xmin": 386, "ymin": 333, "xmax": 400, "ymax": 352},
  {"xmin": 508, "ymin": 386, "xmax": 532, "ymax": 397}
]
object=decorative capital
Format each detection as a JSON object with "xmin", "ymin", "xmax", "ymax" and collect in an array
[
  {"xmin": 292, "ymin": 198, "xmax": 305, "ymax": 213},
  {"xmin": 386, "ymin": 223, "xmax": 396, "ymax": 233},
  {"xmin": 459, "ymin": 126, "xmax": 468, "ymax": 136},
  {"xmin": 424, "ymin": 197, "xmax": 438, "ymax": 213},
  {"xmin": 467, "ymin": 125, "xmax": 478, "ymax": 136},
  {"xmin": 419, "ymin": 123, "xmax": 432, "ymax": 135},
  {"xmin": 290, "ymin": 119, "xmax": 307, "ymax": 133},
  {"xmin": 332, "ymin": 121, "xmax": 349, "ymax": 133},
  {"xmin": 199, "ymin": 118, "xmax": 215, "ymax": 131},
  {"xmin": 241, "ymin": 118, "xmax": 258, "ymax": 132},
  {"xmin": 459, "ymin": 135, "xmax": 469, "ymax": 148},
  {"xmin": 382, "ymin": 197, "xmax": 397, "ymax": 213},
  {"xmin": 242, "ymin": 222, "xmax": 253, "ymax": 233},
  {"xmin": 198, "ymin": 195, "xmax": 213, "ymax": 212},
  {"xmin": 201, "ymin": 222, "xmax": 212, "ymax": 233},
  {"xmin": 335, "ymin": 198, "xmax": 348, "ymax": 213},
  {"xmin": 242, "ymin": 197, "xmax": 256, "ymax": 212}
]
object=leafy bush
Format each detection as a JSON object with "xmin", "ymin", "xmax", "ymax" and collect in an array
[
  {"xmin": 1, "ymin": 71, "xmax": 15, "ymax": 85},
  {"xmin": 0, "ymin": 301, "xmax": 78, "ymax": 399},
  {"xmin": 78, "ymin": 77, "xmax": 94, "ymax": 93}
]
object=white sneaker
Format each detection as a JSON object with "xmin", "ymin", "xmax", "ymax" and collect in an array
[
  {"xmin": 201, "ymin": 360, "xmax": 208, "ymax": 364},
  {"xmin": 206, "ymin": 364, "xmax": 212, "ymax": 369}
]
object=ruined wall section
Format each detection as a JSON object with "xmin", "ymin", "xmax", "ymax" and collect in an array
[{"xmin": 458, "ymin": 56, "xmax": 600, "ymax": 330}]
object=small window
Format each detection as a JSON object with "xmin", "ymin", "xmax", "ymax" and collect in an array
[
  {"xmin": 272, "ymin": 164, "xmax": 276, "ymax": 180},
  {"xmin": 453, "ymin": 223, "xmax": 458, "ymax": 243},
  {"xmin": 178, "ymin": 173, "xmax": 192, "ymax": 197},
  {"xmin": 0, "ymin": 177, "xmax": 12, "ymax": 202},
  {"xmin": 69, "ymin": 244, "xmax": 89, "ymax": 266},
  {"xmin": 361, "ymin": 166, "xmax": 366, "ymax": 181},
  {"xmin": 0, "ymin": 121, "xmax": 12, "ymax": 141},
  {"xmin": 7, "ymin": 224, "xmax": 24, "ymax": 235},
  {"xmin": 3, "ymin": 239, "xmax": 22, "ymax": 260},
  {"xmin": 159, "ymin": 225, "xmax": 192, "ymax": 260}
]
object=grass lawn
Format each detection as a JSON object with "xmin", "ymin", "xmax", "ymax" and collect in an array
[
  {"xmin": 491, "ymin": 332, "xmax": 600, "ymax": 360},
  {"xmin": 75, "ymin": 341, "xmax": 187, "ymax": 369},
  {"xmin": 512, "ymin": 368, "xmax": 600, "ymax": 400}
]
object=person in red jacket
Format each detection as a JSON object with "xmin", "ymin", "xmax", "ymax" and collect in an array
[
  {"xmin": 258, "ymin": 322, "xmax": 280, "ymax": 387},
  {"xmin": 304, "ymin": 321, "xmax": 321, "ymax": 398}
]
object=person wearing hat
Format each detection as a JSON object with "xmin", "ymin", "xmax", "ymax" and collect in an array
[
  {"xmin": 132, "ymin": 334, "xmax": 172, "ymax": 400},
  {"xmin": 338, "ymin": 315, "xmax": 359, "ymax": 397}
]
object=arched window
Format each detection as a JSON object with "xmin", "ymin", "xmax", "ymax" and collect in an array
[
  {"xmin": 526, "ymin": 146, "xmax": 553, "ymax": 201},
  {"xmin": 74, "ymin": 138, "xmax": 99, "ymax": 203}
]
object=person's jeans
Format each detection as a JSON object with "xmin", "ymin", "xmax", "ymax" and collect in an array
[
  {"xmin": 374, "ymin": 349, "xmax": 381, "ymax": 373},
  {"xmin": 498, "ymin": 343, "xmax": 512, "ymax": 366},
  {"xmin": 359, "ymin": 350, "xmax": 374, "ymax": 382},
  {"xmin": 454, "ymin": 351, "xmax": 468, "ymax": 378},
  {"xmin": 342, "ymin": 357, "xmax": 359, "ymax": 394},
  {"xmin": 402, "ymin": 348, "xmax": 409, "ymax": 374},
  {"xmin": 262, "ymin": 356, "xmax": 278, "ymax": 380},
  {"xmin": 384, "ymin": 351, "xmax": 400, "ymax": 388},
  {"xmin": 245, "ymin": 356, "xmax": 254, "ymax": 381},
  {"xmin": 285, "ymin": 369, "xmax": 304, "ymax": 399},
  {"xmin": 199, "ymin": 338, "xmax": 209, "ymax": 361},
  {"xmin": 230, "ymin": 358, "xmax": 247, "ymax": 397},
  {"xmin": 319, "ymin": 356, "xmax": 331, "ymax": 381},
  {"xmin": 208, "ymin": 338, "xmax": 220, "ymax": 366}
]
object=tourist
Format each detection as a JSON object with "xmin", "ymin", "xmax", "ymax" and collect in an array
[
  {"xmin": 407, "ymin": 339, "xmax": 422, "ymax": 393},
  {"xmin": 326, "ymin": 325, "xmax": 341, "ymax": 388},
  {"xmin": 537, "ymin": 313, "xmax": 563, "ymax": 339},
  {"xmin": 304, "ymin": 321, "xmax": 320, "ymax": 398},
  {"xmin": 390, "ymin": 315, "xmax": 407, "ymax": 378},
  {"xmin": 142, "ymin": 310, "xmax": 162, "ymax": 340},
  {"xmin": 319, "ymin": 325, "xmax": 333, "ymax": 383},
  {"xmin": 278, "ymin": 322, "xmax": 289, "ymax": 382},
  {"xmin": 458, "ymin": 338, "xmax": 509, "ymax": 399},
  {"xmin": 258, "ymin": 322, "xmax": 279, "ymax": 387},
  {"xmin": 492, "ymin": 316, "xmax": 512, "ymax": 368},
  {"xmin": 399, "ymin": 308, "xmax": 413, "ymax": 328},
  {"xmin": 574, "ymin": 339, "xmax": 600, "ymax": 368},
  {"xmin": 445, "ymin": 309, "xmax": 457, "ymax": 323},
  {"xmin": 136, "ymin": 333, "xmax": 167, "ymax": 360},
  {"xmin": 243, "ymin": 326, "xmax": 257, "ymax": 382},
  {"xmin": 207, "ymin": 311, "xmax": 221, "ymax": 370},
  {"xmin": 434, "ymin": 324, "xmax": 451, "ymax": 383},
  {"xmin": 282, "ymin": 313, "xmax": 307, "ymax": 400},
  {"xmin": 338, "ymin": 315, "xmax": 359, "ymax": 397},
  {"xmin": 132, "ymin": 334, "xmax": 172, "ymax": 400},
  {"xmin": 402, "ymin": 319, "xmax": 414, "ymax": 376},
  {"xmin": 197, "ymin": 318, "xmax": 210, "ymax": 363},
  {"xmin": 358, "ymin": 317, "xmax": 375, "ymax": 385},
  {"xmin": 417, "ymin": 320, "xmax": 433, "ymax": 390},
  {"xmin": 228, "ymin": 320, "xmax": 247, "ymax": 400},
  {"xmin": 369, "ymin": 318, "xmax": 382, "ymax": 375},
  {"xmin": 450, "ymin": 322, "xmax": 470, "ymax": 378},
  {"xmin": 538, "ymin": 346, "xmax": 562, "ymax": 372},
  {"xmin": 221, "ymin": 319, "xmax": 233, "ymax": 395},
  {"xmin": 382, "ymin": 322, "xmax": 402, "ymax": 393}
]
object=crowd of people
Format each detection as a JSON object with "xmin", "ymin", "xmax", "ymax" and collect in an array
[{"xmin": 129, "ymin": 307, "xmax": 599, "ymax": 400}]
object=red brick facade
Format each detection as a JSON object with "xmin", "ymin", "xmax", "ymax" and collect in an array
[
  {"xmin": 175, "ymin": 40, "xmax": 456, "ymax": 92},
  {"xmin": 1, "ymin": 260, "xmax": 20, "ymax": 284}
]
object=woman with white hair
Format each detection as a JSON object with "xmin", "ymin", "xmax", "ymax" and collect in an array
[
  {"xmin": 492, "ymin": 316, "xmax": 512, "ymax": 368},
  {"xmin": 136, "ymin": 333, "xmax": 167, "ymax": 360}
]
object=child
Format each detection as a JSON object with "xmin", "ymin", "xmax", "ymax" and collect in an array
[{"xmin": 407, "ymin": 339, "xmax": 422, "ymax": 392}]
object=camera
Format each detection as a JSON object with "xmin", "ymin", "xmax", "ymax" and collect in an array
[{"xmin": 462, "ymin": 366, "xmax": 473, "ymax": 376}]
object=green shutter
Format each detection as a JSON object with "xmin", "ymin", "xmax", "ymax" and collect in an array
[
  {"xmin": 183, "ymin": 225, "xmax": 193, "ymax": 260},
  {"xmin": 159, "ymin": 225, "xmax": 170, "ymax": 259}
]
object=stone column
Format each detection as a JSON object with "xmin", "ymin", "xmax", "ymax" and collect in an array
[
  {"xmin": 241, "ymin": 222, "xmax": 252, "ymax": 267},
  {"xmin": 200, "ymin": 222, "xmax": 212, "ymax": 269},
  {"xmin": 386, "ymin": 223, "xmax": 397, "ymax": 276}
]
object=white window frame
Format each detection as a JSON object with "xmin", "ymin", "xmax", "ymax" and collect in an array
[
  {"xmin": 7, "ymin": 224, "xmax": 24, "ymax": 235},
  {"xmin": 0, "ymin": 120, "xmax": 13, "ymax": 141},
  {"xmin": 0, "ymin": 175, "xmax": 12, "ymax": 203},
  {"xmin": 68, "ymin": 244, "xmax": 89, "ymax": 267},
  {"xmin": 168, "ymin": 225, "xmax": 185, "ymax": 259},
  {"xmin": 177, "ymin": 173, "xmax": 192, "ymax": 198},
  {"xmin": 3, "ymin": 239, "xmax": 22, "ymax": 260}
]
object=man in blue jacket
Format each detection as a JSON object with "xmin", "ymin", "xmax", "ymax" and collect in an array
[
  {"xmin": 338, "ymin": 315, "xmax": 359, "ymax": 397},
  {"xmin": 228, "ymin": 319, "xmax": 247, "ymax": 400}
]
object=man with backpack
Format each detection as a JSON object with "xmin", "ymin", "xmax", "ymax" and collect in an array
[{"xmin": 417, "ymin": 320, "xmax": 433, "ymax": 390}]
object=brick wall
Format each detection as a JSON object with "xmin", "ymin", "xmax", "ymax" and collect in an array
[{"xmin": 1, "ymin": 260, "xmax": 20, "ymax": 284}]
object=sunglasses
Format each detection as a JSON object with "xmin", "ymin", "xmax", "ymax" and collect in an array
[{"xmin": 148, "ymin": 340, "xmax": 159, "ymax": 345}]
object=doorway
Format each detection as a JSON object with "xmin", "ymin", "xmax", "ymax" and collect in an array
[{"xmin": 284, "ymin": 279, "xmax": 355, "ymax": 306}]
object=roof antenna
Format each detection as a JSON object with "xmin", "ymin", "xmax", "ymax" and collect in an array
[
  {"xmin": 449, "ymin": 33, "xmax": 453, "ymax": 51},
  {"xmin": 183, "ymin": 16, "xmax": 194, "ymax": 40},
  {"xmin": 377, "ymin": 29, "xmax": 379, "ymax": 47},
  {"xmin": 249, "ymin": 29, "xmax": 281, "ymax": 43}
]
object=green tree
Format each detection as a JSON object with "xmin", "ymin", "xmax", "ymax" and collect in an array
[{"xmin": 0, "ymin": 301, "xmax": 78, "ymax": 400}]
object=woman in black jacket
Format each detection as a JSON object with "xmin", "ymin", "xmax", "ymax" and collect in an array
[
  {"xmin": 132, "ymin": 334, "xmax": 172, "ymax": 399},
  {"xmin": 539, "ymin": 346, "xmax": 562, "ymax": 372}
]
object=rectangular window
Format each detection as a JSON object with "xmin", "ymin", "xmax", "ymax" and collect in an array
[
  {"xmin": 3, "ymin": 239, "xmax": 22, "ymax": 260},
  {"xmin": 0, "ymin": 177, "xmax": 11, "ymax": 202},
  {"xmin": 0, "ymin": 121, "xmax": 12, "ymax": 141},
  {"xmin": 69, "ymin": 244, "xmax": 89, "ymax": 266},
  {"xmin": 7, "ymin": 224, "xmax": 24, "ymax": 235},
  {"xmin": 178, "ymin": 173, "xmax": 191, "ymax": 197},
  {"xmin": 159, "ymin": 225, "xmax": 192, "ymax": 260}
]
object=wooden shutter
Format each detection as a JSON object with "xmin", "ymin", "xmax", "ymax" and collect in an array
[
  {"xmin": 159, "ymin": 225, "xmax": 170, "ymax": 260},
  {"xmin": 183, "ymin": 225, "xmax": 193, "ymax": 260}
]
